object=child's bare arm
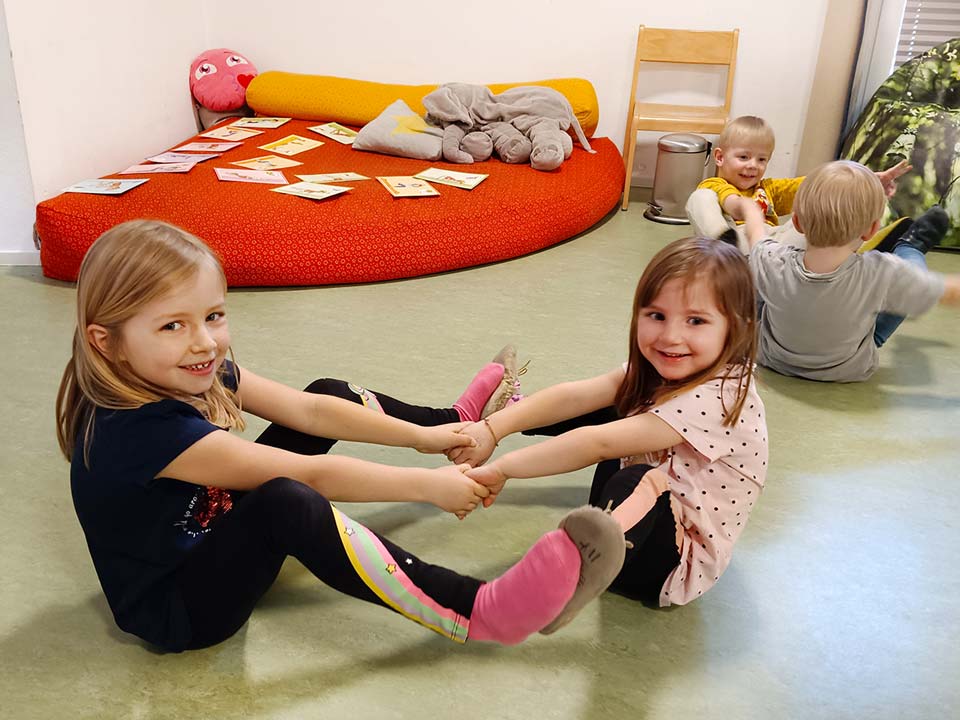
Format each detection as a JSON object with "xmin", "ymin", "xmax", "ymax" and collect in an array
[
  {"xmin": 941, "ymin": 275, "xmax": 960, "ymax": 304},
  {"xmin": 876, "ymin": 160, "xmax": 912, "ymax": 198},
  {"xmin": 737, "ymin": 199, "xmax": 767, "ymax": 250},
  {"xmin": 721, "ymin": 193, "xmax": 752, "ymax": 221},
  {"xmin": 447, "ymin": 367, "xmax": 624, "ymax": 466},
  {"xmin": 237, "ymin": 366, "xmax": 475, "ymax": 454},
  {"xmin": 466, "ymin": 413, "xmax": 683, "ymax": 507},
  {"xmin": 160, "ymin": 431, "xmax": 489, "ymax": 515}
]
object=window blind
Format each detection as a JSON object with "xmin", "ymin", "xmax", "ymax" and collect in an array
[{"xmin": 895, "ymin": 0, "xmax": 960, "ymax": 66}]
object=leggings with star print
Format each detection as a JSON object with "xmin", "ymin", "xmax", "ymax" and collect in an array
[{"xmin": 170, "ymin": 379, "xmax": 477, "ymax": 652}]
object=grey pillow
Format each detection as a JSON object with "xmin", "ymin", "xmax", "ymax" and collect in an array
[{"xmin": 353, "ymin": 99, "xmax": 443, "ymax": 161}]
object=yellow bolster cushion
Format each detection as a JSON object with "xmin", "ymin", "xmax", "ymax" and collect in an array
[{"xmin": 246, "ymin": 72, "xmax": 599, "ymax": 137}]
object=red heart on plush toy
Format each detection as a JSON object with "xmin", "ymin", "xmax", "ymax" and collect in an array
[{"xmin": 189, "ymin": 49, "xmax": 258, "ymax": 112}]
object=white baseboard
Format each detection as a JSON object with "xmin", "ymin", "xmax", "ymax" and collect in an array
[{"xmin": 0, "ymin": 250, "xmax": 41, "ymax": 266}]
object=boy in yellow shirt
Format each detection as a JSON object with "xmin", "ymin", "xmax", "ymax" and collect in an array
[{"xmin": 685, "ymin": 115, "xmax": 909, "ymax": 251}]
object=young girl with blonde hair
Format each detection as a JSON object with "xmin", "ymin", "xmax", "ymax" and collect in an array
[
  {"xmin": 451, "ymin": 237, "xmax": 767, "ymax": 607},
  {"xmin": 57, "ymin": 220, "xmax": 625, "ymax": 652}
]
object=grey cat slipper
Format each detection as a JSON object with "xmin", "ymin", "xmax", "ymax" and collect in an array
[{"xmin": 540, "ymin": 505, "xmax": 626, "ymax": 635}]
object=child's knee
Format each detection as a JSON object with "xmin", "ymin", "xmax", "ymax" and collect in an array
[
  {"xmin": 258, "ymin": 477, "xmax": 330, "ymax": 517},
  {"xmin": 593, "ymin": 464, "xmax": 656, "ymax": 508},
  {"xmin": 303, "ymin": 378, "xmax": 345, "ymax": 395}
]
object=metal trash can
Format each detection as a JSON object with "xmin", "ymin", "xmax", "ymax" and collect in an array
[{"xmin": 643, "ymin": 133, "xmax": 711, "ymax": 225}]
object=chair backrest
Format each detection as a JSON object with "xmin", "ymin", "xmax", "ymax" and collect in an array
[{"xmin": 629, "ymin": 25, "xmax": 739, "ymax": 112}]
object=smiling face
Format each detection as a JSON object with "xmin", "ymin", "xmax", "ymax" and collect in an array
[
  {"xmin": 635, "ymin": 276, "xmax": 729, "ymax": 382},
  {"xmin": 715, "ymin": 143, "xmax": 772, "ymax": 192},
  {"xmin": 113, "ymin": 262, "xmax": 231, "ymax": 397}
]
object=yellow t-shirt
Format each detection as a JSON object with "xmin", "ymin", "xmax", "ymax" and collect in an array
[{"xmin": 697, "ymin": 176, "xmax": 804, "ymax": 226}]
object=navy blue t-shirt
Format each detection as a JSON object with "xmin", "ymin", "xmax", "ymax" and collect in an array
[{"xmin": 70, "ymin": 362, "xmax": 239, "ymax": 649}]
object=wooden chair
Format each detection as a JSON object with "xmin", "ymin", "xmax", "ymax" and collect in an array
[{"xmin": 621, "ymin": 25, "xmax": 739, "ymax": 211}]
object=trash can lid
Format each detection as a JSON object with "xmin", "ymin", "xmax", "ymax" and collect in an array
[{"xmin": 658, "ymin": 133, "xmax": 710, "ymax": 153}]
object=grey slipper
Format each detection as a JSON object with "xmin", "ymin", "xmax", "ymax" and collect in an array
[{"xmin": 539, "ymin": 505, "xmax": 626, "ymax": 635}]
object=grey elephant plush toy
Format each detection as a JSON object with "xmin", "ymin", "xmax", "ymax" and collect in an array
[
  {"xmin": 423, "ymin": 83, "xmax": 593, "ymax": 171},
  {"xmin": 440, "ymin": 123, "xmax": 494, "ymax": 163}
]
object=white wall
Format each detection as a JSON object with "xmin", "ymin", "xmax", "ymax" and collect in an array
[
  {"xmin": 4, "ymin": 0, "xmax": 205, "ymax": 202},
  {"xmin": 207, "ymin": 0, "xmax": 830, "ymax": 183},
  {"xmin": 2, "ymin": 0, "xmax": 832, "ymax": 258},
  {"xmin": 0, "ymin": 0, "xmax": 37, "ymax": 263}
]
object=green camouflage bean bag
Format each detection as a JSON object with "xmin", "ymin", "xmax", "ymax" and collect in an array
[{"xmin": 842, "ymin": 38, "xmax": 960, "ymax": 249}]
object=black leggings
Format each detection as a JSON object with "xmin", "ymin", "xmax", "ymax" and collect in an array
[
  {"xmin": 173, "ymin": 379, "xmax": 478, "ymax": 651},
  {"xmin": 255, "ymin": 378, "xmax": 460, "ymax": 454},
  {"xmin": 527, "ymin": 409, "xmax": 681, "ymax": 606}
]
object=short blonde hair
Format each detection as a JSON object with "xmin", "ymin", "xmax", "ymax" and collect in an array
[
  {"xmin": 794, "ymin": 160, "xmax": 886, "ymax": 248},
  {"xmin": 718, "ymin": 116, "xmax": 775, "ymax": 153}
]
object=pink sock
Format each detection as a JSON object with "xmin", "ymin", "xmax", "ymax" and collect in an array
[
  {"xmin": 468, "ymin": 529, "xmax": 580, "ymax": 645},
  {"xmin": 453, "ymin": 362, "xmax": 505, "ymax": 422}
]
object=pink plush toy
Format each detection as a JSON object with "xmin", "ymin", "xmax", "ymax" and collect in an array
[{"xmin": 189, "ymin": 49, "xmax": 258, "ymax": 130}]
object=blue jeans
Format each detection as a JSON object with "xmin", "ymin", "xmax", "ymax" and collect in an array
[{"xmin": 873, "ymin": 243, "xmax": 928, "ymax": 347}]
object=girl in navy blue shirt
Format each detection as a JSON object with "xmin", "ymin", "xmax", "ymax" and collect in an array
[{"xmin": 56, "ymin": 220, "xmax": 625, "ymax": 652}]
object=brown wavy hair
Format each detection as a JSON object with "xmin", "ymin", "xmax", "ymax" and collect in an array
[
  {"xmin": 614, "ymin": 237, "xmax": 757, "ymax": 427},
  {"xmin": 56, "ymin": 220, "xmax": 244, "ymax": 464}
]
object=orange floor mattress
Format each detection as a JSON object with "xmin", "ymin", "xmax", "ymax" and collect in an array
[{"xmin": 36, "ymin": 120, "xmax": 625, "ymax": 286}]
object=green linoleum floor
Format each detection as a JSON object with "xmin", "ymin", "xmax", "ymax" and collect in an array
[{"xmin": 2, "ymin": 205, "xmax": 959, "ymax": 719}]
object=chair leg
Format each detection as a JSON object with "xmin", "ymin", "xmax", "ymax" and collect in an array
[{"xmin": 621, "ymin": 119, "xmax": 637, "ymax": 211}]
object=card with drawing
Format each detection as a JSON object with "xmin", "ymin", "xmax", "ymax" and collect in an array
[
  {"xmin": 376, "ymin": 176, "xmax": 440, "ymax": 198},
  {"xmin": 258, "ymin": 134, "xmax": 324, "ymax": 156},
  {"xmin": 307, "ymin": 122, "xmax": 359, "ymax": 145},
  {"xmin": 172, "ymin": 141, "xmax": 242, "ymax": 152},
  {"xmin": 146, "ymin": 152, "xmax": 220, "ymax": 164},
  {"xmin": 231, "ymin": 155, "xmax": 303, "ymax": 170},
  {"xmin": 119, "ymin": 162, "xmax": 197, "ymax": 175},
  {"xmin": 214, "ymin": 168, "xmax": 288, "ymax": 184},
  {"xmin": 413, "ymin": 167, "xmax": 488, "ymax": 190},
  {"xmin": 271, "ymin": 182, "xmax": 351, "ymax": 201},
  {"xmin": 296, "ymin": 172, "xmax": 369, "ymax": 183},
  {"xmin": 229, "ymin": 117, "xmax": 291, "ymax": 129},
  {"xmin": 63, "ymin": 179, "xmax": 148, "ymax": 195},
  {"xmin": 201, "ymin": 126, "xmax": 264, "ymax": 141}
]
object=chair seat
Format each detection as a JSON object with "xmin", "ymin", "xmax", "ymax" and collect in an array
[{"xmin": 632, "ymin": 103, "xmax": 728, "ymax": 133}]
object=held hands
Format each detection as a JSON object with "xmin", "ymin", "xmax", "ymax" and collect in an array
[
  {"xmin": 445, "ymin": 421, "xmax": 497, "ymax": 467},
  {"xmin": 425, "ymin": 464, "xmax": 490, "ymax": 519},
  {"xmin": 466, "ymin": 464, "xmax": 508, "ymax": 508},
  {"xmin": 414, "ymin": 422, "xmax": 477, "ymax": 455},
  {"xmin": 876, "ymin": 160, "xmax": 912, "ymax": 198}
]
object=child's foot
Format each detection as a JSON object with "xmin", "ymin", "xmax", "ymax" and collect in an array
[
  {"xmin": 467, "ymin": 529, "xmax": 580, "ymax": 645},
  {"xmin": 540, "ymin": 505, "xmax": 626, "ymax": 635},
  {"xmin": 896, "ymin": 205, "xmax": 949, "ymax": 254},
  {"xmin": 480, "ymin": 345, "xmax": 528, "ymax": 419},
  {"xmin": 453, "ymin": 362, "xmax": 505, "ymax": 422}
]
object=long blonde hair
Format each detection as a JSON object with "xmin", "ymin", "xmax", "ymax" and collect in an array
[
  {"xmin": 615, "ymin": 237, "xmax": 757, "ymax": 427},
  {"xmin": 56, "ymin": 220, "xmax": 244, "ymax": 463}
]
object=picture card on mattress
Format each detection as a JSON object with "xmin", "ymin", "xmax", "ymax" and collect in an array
[
  {"xmin": 296, "ymin": 172, "xmax": 369, "ymax": 183},
  {"xmin": 377, "ymin": 176, "xmax": 440, "ymax": 198},
  {"xmin": 353, "ymin": 99, "xmax": 443, "ymax": 161},
  {"xmin": 231, "ymin": 155, "xmax": 303, "ymax": 170},
  {"xmin": 271, "ymin": 182, "xmax": 351, "ymax": 201},
  {"xmin": 120, "ymin": 162, "xmax": 197, "ymax": 175},
  {"xmin": 258, "ymin": 135, "xmax": 324, "ymax": 156},
  {"xmin": 414, "ymin": 167, "xmax": 487, "ymax": 190},
  {"xmin": 173, "ymin": 141, "xmax": 242, "ymax": 152},
  {"xmin": 230, "ymin": 117, "xmax": 290, "ymax": 129},
  {"xmin": 308, "ymin": 122, "xmax": 359, "ymax": 145},
  {"xmin": 215, "ymin": 168, "xmax": 288, "ymax": 184},
  {"xmin": 147, "ymin": 152, "xmax": 220, "ymax": 164},
  {"xmin": 202, "ymin": 126, "xmax": 263, "ymax": 141},
  {"xmin": 63, "ymin": 179, "xmax": 148, "ymax": 195}
]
